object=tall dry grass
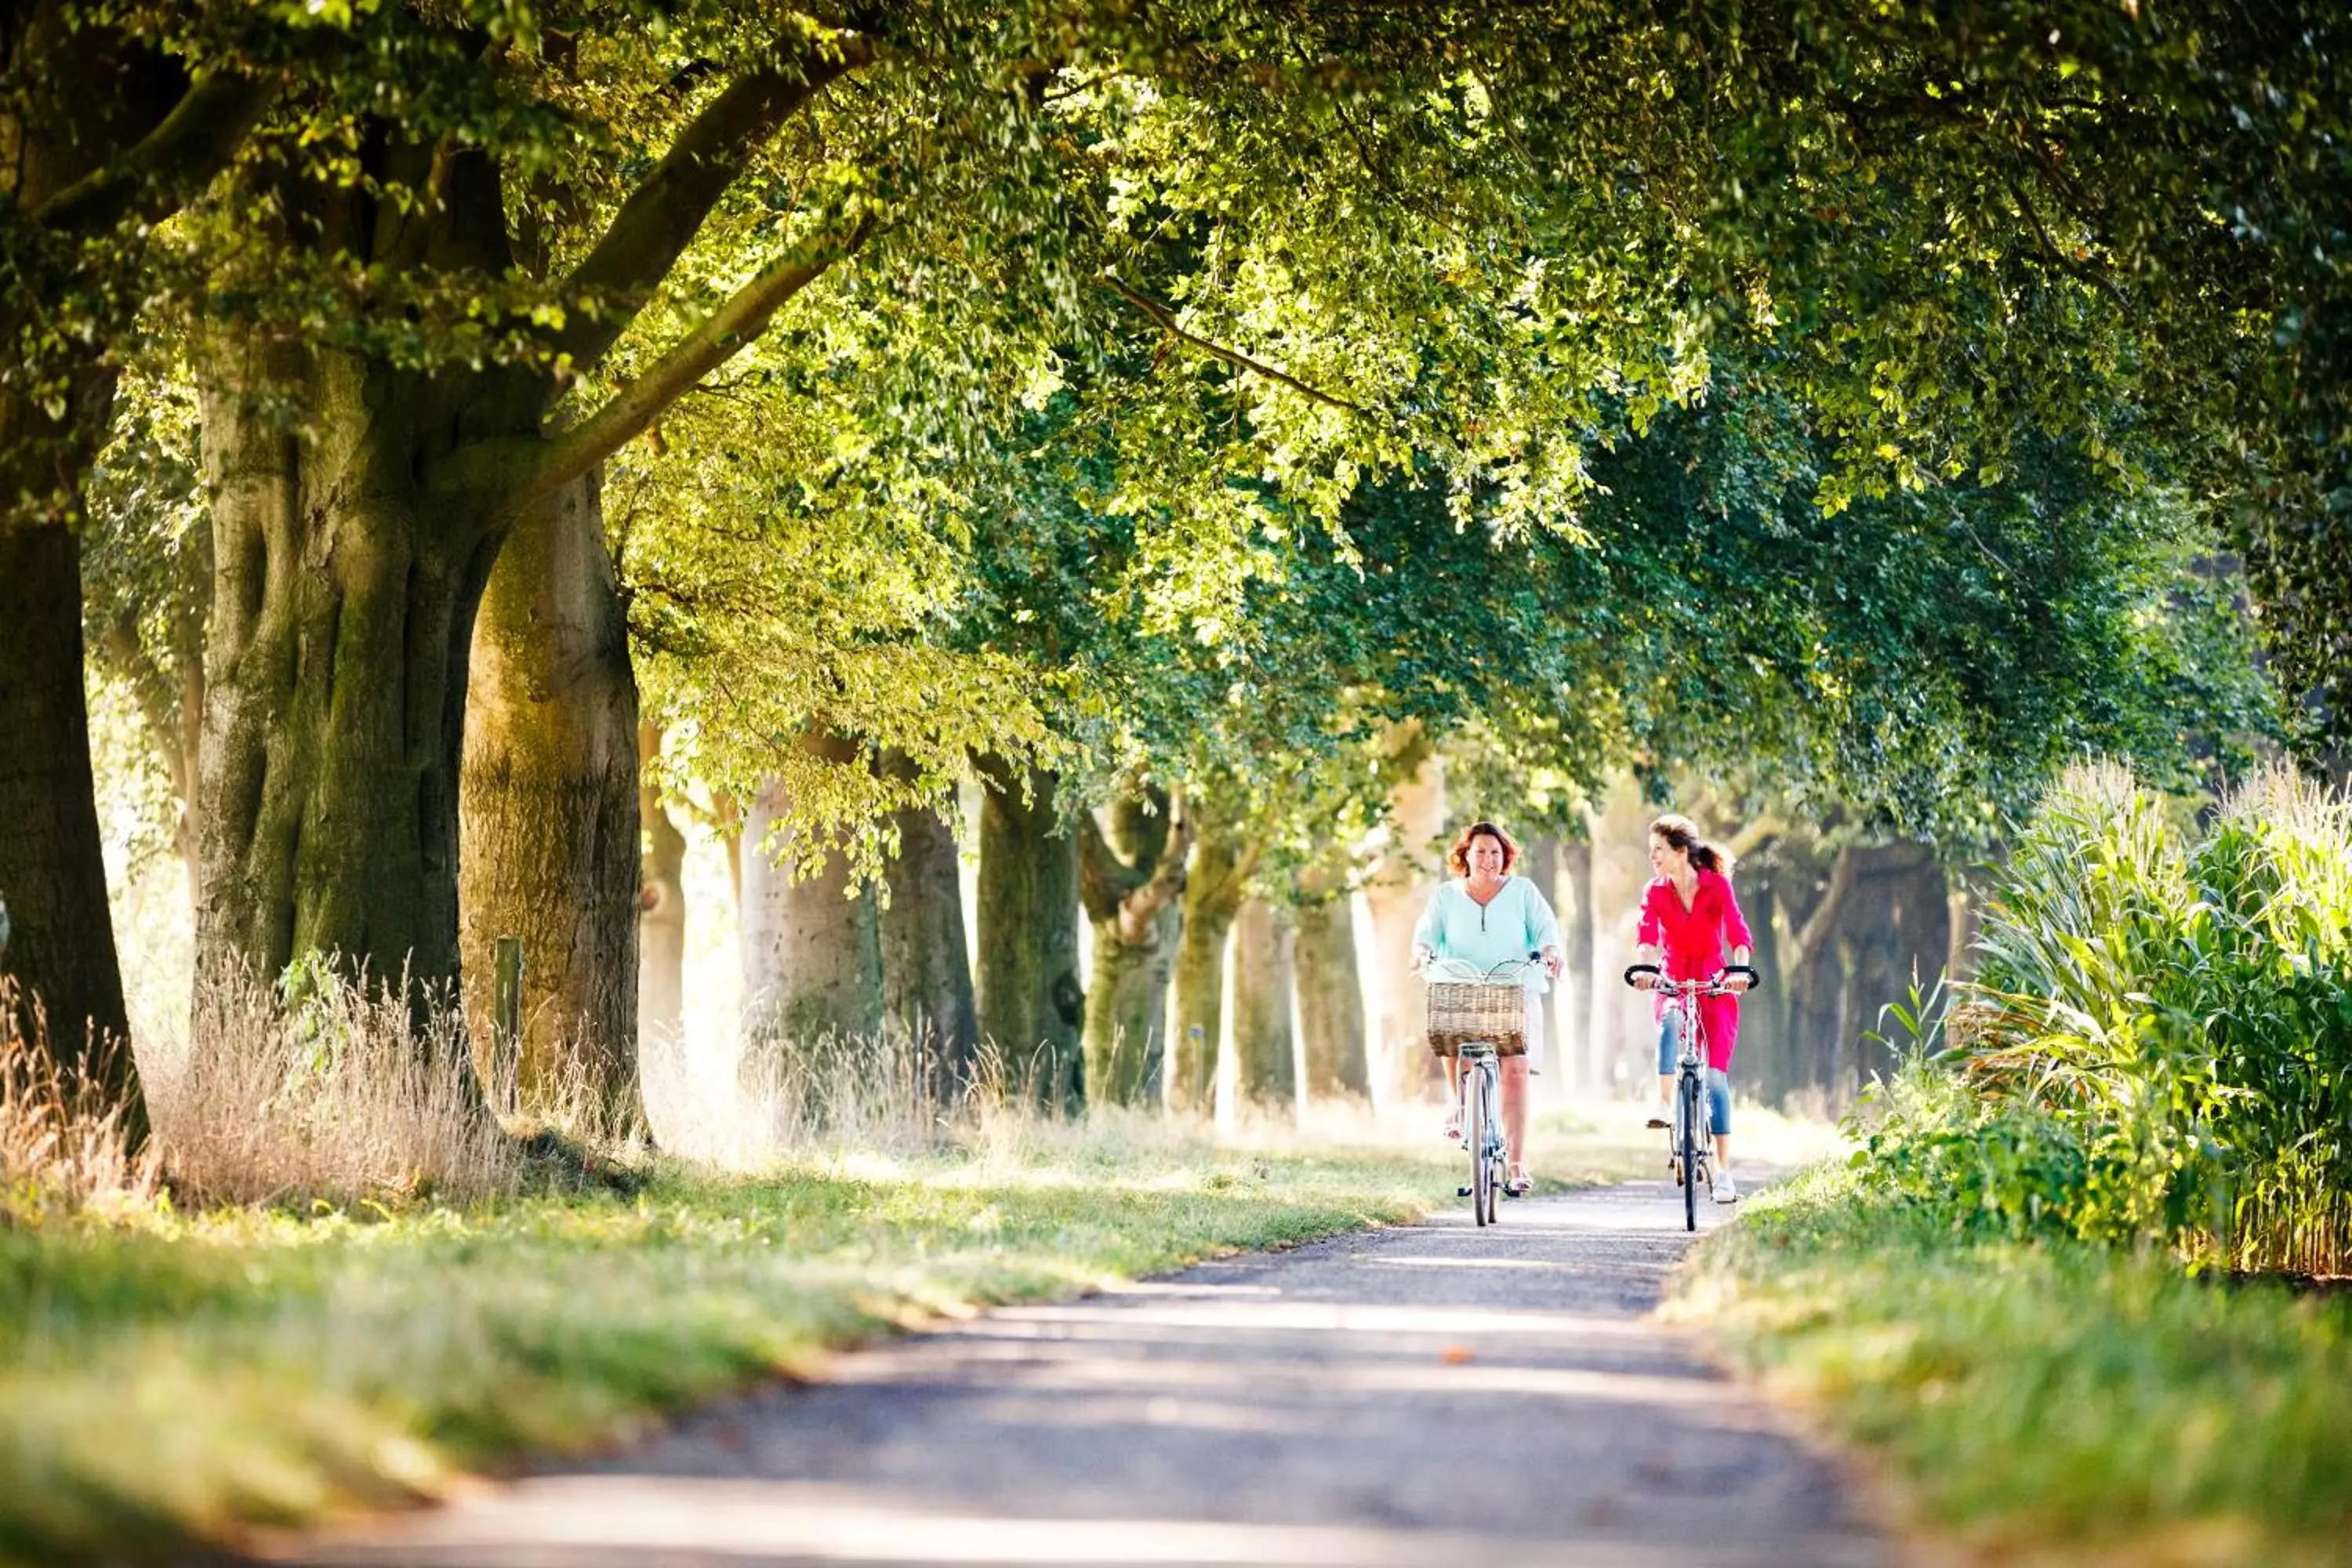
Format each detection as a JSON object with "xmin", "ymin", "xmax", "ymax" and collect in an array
[
  {"xmin": 0, "ymin": 982, "xmax": 159, "ymax": 1222},
  {"xmin": 140, "ymin": 968, "xmax": 521, "ymax": 1208}
]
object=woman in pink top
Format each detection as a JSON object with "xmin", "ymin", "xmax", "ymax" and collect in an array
[{"xmin": 1630, "ymin": 814, "xmax": 1755, "ymax": 1202}]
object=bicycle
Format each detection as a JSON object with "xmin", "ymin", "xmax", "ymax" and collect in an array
[
  {"xmin": 1622, "ymin": 963, "xmax": 1759, "ymax": 1232},
  {"xmin": 1423, "ymin": 954, "xmax": 1542, "ymax": 1228}
]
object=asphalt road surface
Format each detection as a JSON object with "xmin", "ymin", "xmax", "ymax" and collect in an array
[{"xmin": 264, "ymin": 1180, "xmax": 1889, "ymax": 1568}]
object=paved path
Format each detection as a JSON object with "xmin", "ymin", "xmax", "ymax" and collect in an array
[{"xmin": 267, "ymin": 1181, "xmax": 1888, "ymax": 1568}]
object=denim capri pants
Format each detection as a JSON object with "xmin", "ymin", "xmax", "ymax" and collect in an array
[{"xmin": 1657, "ymin": 1007, "xmax": 1733, "ymax": 1135}]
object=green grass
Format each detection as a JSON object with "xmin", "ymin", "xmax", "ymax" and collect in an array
[
  {"xmin": 1671, "ymin": 1161, "xmax": 2352, "ymax": 1566},
  {"xmin": 0, "ymin": 1111, "xmax": 1642, "ymax": 1566}
]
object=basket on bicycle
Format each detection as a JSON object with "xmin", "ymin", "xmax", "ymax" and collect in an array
[{"xmin": 1425, "ymin": 980, "xmax": 1527, "ymax": 1058}]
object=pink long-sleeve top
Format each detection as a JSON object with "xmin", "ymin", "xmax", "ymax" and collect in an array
[{"xmin": 1635, "ymin": 868, "xmax": 1754, "ymax": 1070}]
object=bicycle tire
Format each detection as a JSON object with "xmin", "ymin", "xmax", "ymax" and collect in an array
[
  {"xmin": 1469, "ymin": 1061, "xmax": 1494, "ymax": 1227},
  {"xmin": 1482, "ymin": 1063, "xmax": 1502, "ymax": 1225},
  {"xmin": 1680, "ymin": 1069, "xmax": 1701, "ymax": 1232}
]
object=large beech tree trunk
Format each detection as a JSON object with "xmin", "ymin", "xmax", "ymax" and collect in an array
[
  {"xmin": 1170, "ymin": 798, "xmax": 1254, "ymax": 1115},
  {"xmin": 1230, "ymin": 897, "xmax": 1296, "ymax": 1112},
  {"xmin": 0, "ymin": 3, "xmax": 269, "ymax": 1105},
  {"xmin": 739, "ymin": 732, "xmax": 881, "ymax": 1044},
  {"xmin": 459, "ymin": 470, "xmax": 641, "ymax": 1116},
  {"xmin": 879, "ymin": 750, "xmax": 978, "ymax": 1093},
  {"xmin": 0, "ymin": 523, "xmax": 136, "ymax": 1111},
  {"xmin": 975, "ymin": 758, "xmax": 1083, "ymax": 1112},
  {"xmin": 193, "ymin": 336, "xmax": 519, "ymax": 1012},
  {"xmin": 1292, "ymin": 868, "xmax": 1368, "ymax": 1104},
  {"xmin": 1080, "ymin": 788, "xmax": 1190, "ymax": 1109},
  {"xmin": 1363, "ymin": 723, "xmax": 1443, "ymax": 1102},
  {"xmin": 637, "ymin": 723, "xmax": 688, "ymax": 1052}
]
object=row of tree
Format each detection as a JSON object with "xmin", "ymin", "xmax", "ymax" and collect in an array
[{"xmin": 3, "ymin": 2, "xmax": 2327, "ymax": 1129}]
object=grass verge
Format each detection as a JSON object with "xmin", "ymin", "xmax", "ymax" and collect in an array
[
  {"xmin": 1670, "ymin": 1161, "xmax": 2352, "ymax": 1567},
  {"xmin": 1, "ymin": 1107, "xmax": 1637, "ymax": 1566}
]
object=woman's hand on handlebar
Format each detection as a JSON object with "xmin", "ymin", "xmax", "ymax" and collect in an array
[
  {"xmin": 1410, "ymin": 943, "xmax": 1434, "ymax": 973},
  {"xmin": 1624, "ymin": 962, "xmax": 1661, "ymax": 992}
]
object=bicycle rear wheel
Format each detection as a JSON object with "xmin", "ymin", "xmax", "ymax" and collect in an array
[{"xmin": 1679, "ymin": 1069, "xmax": 1701, "ymax": 1232}]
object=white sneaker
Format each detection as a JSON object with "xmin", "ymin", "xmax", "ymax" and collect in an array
[
  {"xmin": 1644, "ymin": 1103, "xmax": 1671, "ymax": 1131},
  {"xmin": 1712, "ymin": 1171, "xmax": 1739, "ymax": 1203}
]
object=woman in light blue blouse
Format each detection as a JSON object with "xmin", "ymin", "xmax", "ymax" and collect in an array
[{"xmin": 1410, "ymin": 819, "xmax": 1564, "ymax": 1195}]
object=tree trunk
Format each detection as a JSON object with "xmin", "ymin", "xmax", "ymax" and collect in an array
[
  {"xmin": 1519, "ymin": 833, "xmax": 1560, "ymax": 1095},
  {"xmin": 974, "ymin": 757, "xmax": 1083, "ymax": 1112},
  {"xmin": 1170, "ymin": 799, "xmax": 1253, "ymax": 1115},
  {"xmin": 1293, "ymin": 868, "xmax": 1368, "ymax": 1104},
  {"xmin": 192, "ymin": 341, "xmax": 511, "ymax": 1020},
  {"xmin": 1558, "ymin": 835, "xmax": 1595, "ymax": 1089},
  {"xmin": 1362, "ymin": 723, "xmax": 1443, "ymax": 1102},
  {"xmin": 459, "ymin": 470, "xmax": 641, "ymax": 1118},
  {"xmin": 0, "ymin": 522, "xmax": 140, "ymax": 1118},
  {"xmin": 1230, "ymin": 897, "xmax": 1296, "ymax": 1112},
  {"xmin": 879, "ymin": 750, "xmax": 978, "ymax": 1094},
  {"xmin": 637, "ymin": 723, "xmax": 687, "ymax": 1054},
  {"xmin": 1080, "ymin": 789, "xmax": 1189, "ymax": 1109},
  {"xmin": 739, "ymin": 731, "xmax": 881, "ymax": 1045}
]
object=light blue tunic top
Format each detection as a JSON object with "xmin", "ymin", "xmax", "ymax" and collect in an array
[{"xmin": 1414, "ymin": 876, "xmax": 1562, "ymax": 992}]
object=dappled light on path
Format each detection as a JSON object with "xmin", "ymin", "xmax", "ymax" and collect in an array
[{"xmin": 267, "ymin": 1185, "xmax": 1884, "ymax": 1568}]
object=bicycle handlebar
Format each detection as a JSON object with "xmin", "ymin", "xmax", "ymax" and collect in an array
[{"xmin": 1622, "ymin": 963, "xmax": 1761, "ymax": 993}]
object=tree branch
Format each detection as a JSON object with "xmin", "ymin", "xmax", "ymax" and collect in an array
[
  {"xmin": 1789, "ymin": 845, "xmax": 1858, "ymax": 970},
  {"xmin": 549, "ymin": 32, "xmax": 869, "ymax": 379},
  {"xmin": 34, "ymin": 69, "xmax": 278, "ymax": 237},
  {"xmin": 1101, "ymin": 274, "xmax": 1368, "ymax": 416},
  {"xmin": 482, "ymin": 212, "xmax": 874, "ymax": 519}
]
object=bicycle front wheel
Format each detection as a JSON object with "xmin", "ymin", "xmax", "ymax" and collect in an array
[
  {"xmin": 1679, "ymin": 1070, "xmax": 1701, "ymax": 1232},
  {"xmin": 1468, "ymin": 1064, "xmax": 1495, "ymax": 1227}
]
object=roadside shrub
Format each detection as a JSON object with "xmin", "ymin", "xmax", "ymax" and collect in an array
[{"xmin": 1878, "ymin": 761, "xmax": 2352, "ymax": 1273}]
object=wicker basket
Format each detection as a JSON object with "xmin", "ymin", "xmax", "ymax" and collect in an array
[{"xmin": 1425, "ymin": 979, "xmax": 1527, "ymax": 1057}]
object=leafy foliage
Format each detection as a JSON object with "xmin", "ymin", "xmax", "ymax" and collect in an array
[{"xmin": 1857, "ymin": 763, "xmax": 2352, "ymax": 1273}]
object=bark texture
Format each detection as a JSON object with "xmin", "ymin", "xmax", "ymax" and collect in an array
[
  {"xmin": 194, "ymin": 328, "xmax": 514, "ymax": 1008},
  {"xmin": 1170, "ymin": 799, "xmax": 1255, "ymax": 1114},
  {"xmin": 1080, "ymin": 788, "xmax": 1191, "ymax": 1108},
  {"xmin": 637, "ymin": 723, "xmax": 687, "ymax": 1054},
  {"xmin": 879, "ymin": 751, "xmax": 978, "ymax": 1093},
  {"xmin": 459, "ymin": 470, "xmax": 641, "ymax": 1116},
  {"xmin": 1230, "ymin": 897, "xmax": 1297, "ymax": 1112},
  {"xmin": 1293, "ymin": 869, "xmax": 1368, "ymax": 1104},
  {"xmin": 740, "ymin": 732, "xmax": 881, "ymax": 1044},
  {"xmin": 974, "ymin": 758, "xmax": 1083, "ymax": 1112},
  {"xmin": 0, "ymin": 523, "xmax": 135, "ymax": 1105}
]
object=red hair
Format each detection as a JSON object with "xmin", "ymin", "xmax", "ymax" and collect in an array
[{"xmin": 1446, "ymin": 820, "xmax": 1522, "ymax": 877}]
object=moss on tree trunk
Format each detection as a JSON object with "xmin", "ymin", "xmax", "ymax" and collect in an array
[
  {"xmin": 1169, "ymin": 800, "xmax": 1253, "ymax": 1115},
  {"xmin": 192, "ymin": 340, "xmax": 507, "ymax": 1017},
  {"xmin": 1080, "ymin": 789, "xmax": 1189, "ymax": 1109},
  {"xmin": 974, "ymin": 758, "xmax": 1083, "ymax": 1112},
  {"xmin": 459, "ymin": 470, "xmax": 641, "ymax": 1120}
]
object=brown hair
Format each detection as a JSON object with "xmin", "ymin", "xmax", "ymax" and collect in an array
[
  {"xmin": 1446, "ymin": 819, "xmax": 1522, "ymax": 878},
  {"xmin": 1648, "ymin": 813, "xmax": 1730, "ymax": 876}
]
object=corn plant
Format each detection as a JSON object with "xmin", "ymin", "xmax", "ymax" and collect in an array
[{"xmin": 1886, "ymin": 762, "xmax": 2352, "ymax": 1274}]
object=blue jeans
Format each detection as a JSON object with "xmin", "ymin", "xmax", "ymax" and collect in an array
[{"xmin": 1657, "ymin": 1009, "xmax": 1732, "ymax": 1135}]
